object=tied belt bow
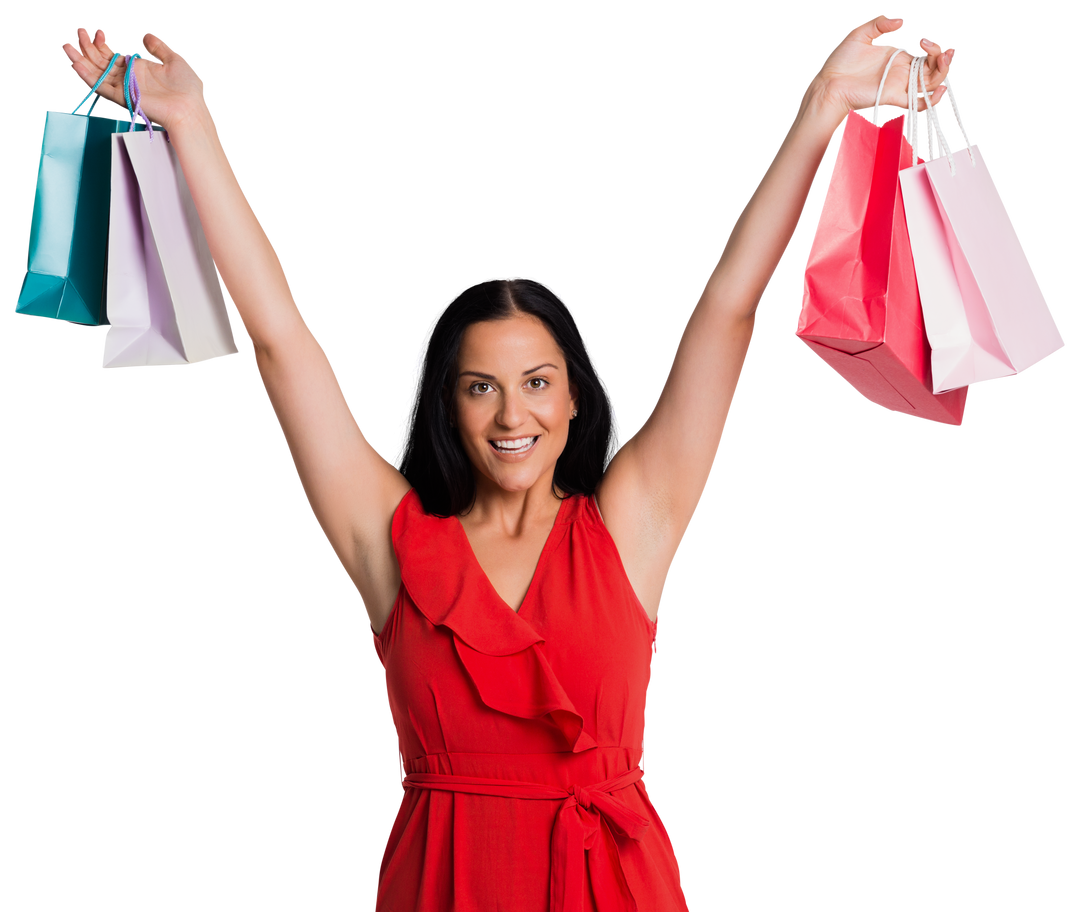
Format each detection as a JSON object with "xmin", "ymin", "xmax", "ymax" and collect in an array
[{"xmin": 403, "ymin": 767, "xmax": 649, "ymax": 911}]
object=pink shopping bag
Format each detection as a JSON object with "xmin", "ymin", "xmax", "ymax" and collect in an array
[{"xmin": 898, "ymin": 58, "xmax": 1062, "ymax": 392}]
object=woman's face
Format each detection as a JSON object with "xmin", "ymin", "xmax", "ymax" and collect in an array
[{"xmin": 453, "ymin": 313, "xmax": 578, "ymax": 498}]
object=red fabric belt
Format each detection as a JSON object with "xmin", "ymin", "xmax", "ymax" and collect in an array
[{"xmin": 403, "ymin": 767, "xmax": 649, "ymax": 912}]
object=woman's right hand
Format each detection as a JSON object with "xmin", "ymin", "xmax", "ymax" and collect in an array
[{"xmin": 63, "ymin": 29, "xmax": 205, "ymax": 130}]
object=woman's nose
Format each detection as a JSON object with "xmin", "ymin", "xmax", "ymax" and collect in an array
[{"xmin": 496, "ymin": 391, "xmax": 526, "ymax": 428}]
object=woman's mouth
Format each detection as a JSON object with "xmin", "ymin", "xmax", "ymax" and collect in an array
[{"xmin": 489, "ymin": 436, "xmax": 539, "ymax": 455}]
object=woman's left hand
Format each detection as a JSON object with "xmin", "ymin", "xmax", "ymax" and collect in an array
[{"xmin": 815, "ymin": 15, "xmax": 953, "ymax": 116}]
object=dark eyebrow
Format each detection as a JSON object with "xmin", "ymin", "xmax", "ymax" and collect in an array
[{"xmin": 457, "ymin": 363, "xmax": 559, "ymax": 381}]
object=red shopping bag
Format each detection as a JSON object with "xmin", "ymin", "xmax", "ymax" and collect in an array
[{"xmin": 797, "ymin": 110, "xmax": 967, "ymax": 425}]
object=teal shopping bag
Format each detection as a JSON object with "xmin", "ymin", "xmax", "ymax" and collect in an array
[{"xmin": 17, "ymin": 56, "xmax": 152, "ymax": 325}]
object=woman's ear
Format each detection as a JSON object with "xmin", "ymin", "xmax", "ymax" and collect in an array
[{"xmin": 569, "ymin": 384, "xmax": 579, "ymax": 419}]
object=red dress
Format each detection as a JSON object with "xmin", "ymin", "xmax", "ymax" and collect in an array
[{"xmin": 372, "ymin": 489, "xmax": 689, "ymax": 911}]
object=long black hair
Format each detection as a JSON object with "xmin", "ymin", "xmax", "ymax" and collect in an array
[{"xmin": 399, "ymin": 279, "xmax": 614, "ymax": 517}]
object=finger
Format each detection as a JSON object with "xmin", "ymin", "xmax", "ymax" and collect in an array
[
  {"xmin": 70, "ymin": 25, "xmax": 112, "ymax": 76},
  {"xmin": 143, "ymin": 33, "xmax": 177, "ymax": 64},
  {"xmin": 918, "ymin": 38, "xmax": 954, "ymax": 95},
  {"xmin": 77, "ymin": 28, "xmax": 107, "ymax": 70},
  {"xmin": 920, "ymin": 38, "xmax": 943, "ymax": 79},
  {"xmin": 938, "ymin": 48, "xmax": 954, "ymax": 76},
  {"xmin": 864, "ymin": 11, "xmax": 907, "ymax": 41},
  {"xmin": 920, "ymin": 83, "xmax": 946, "ymax": 113},
  {"xmin": 92, "ymin": 29, "xmax": 116, "ymax": 60},
  {"xmin": 65, "ymin": 30, "xmax": 126, "ymax": 96},
  {"xmin": 920, "ymin": 78, "xmax": 946, "ymax": 112},
  {"xmin": 67, "ymin": 34, "xmax": 106, "ymax": 87}
]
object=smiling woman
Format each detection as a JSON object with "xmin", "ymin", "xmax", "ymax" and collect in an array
[
  {"xmin": 380, "ymin": 280, "xmax": 685, "ymax": 908},
  {"xmin": 400, "ymin": 279, "xmax": 613, "ymax": 518}
]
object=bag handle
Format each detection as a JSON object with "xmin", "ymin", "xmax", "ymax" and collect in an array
[
  {"xmin": 872, "ymin": 47, "xmax": 933, "ymax": 157},
  {"xmin": 906, "ymin": 54, "xmax": 935, "ymax": 163},
  {"xmin": 66, "ymin": 46, "xmax": 155, "ymax": 140},
  {"xmin": 909, "ymin": 54, "xmax": 976, "ymax": 176},
  {"xmin": 67, "ymin": 48, "xmax": 121, "ymax": 115},
  {"xmin": 872, "ymin": 47, "xmax": 906, "ymax": 125},
  {"xmin": 123, "ymin": 54, "xmax": 158, "ymax": 140}
]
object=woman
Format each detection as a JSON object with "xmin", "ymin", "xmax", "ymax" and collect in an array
[{"xmin": 65, "ymin": 16, "xmax": 953, "ymax": 910}]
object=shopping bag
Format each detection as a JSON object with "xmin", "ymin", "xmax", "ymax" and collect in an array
[
  {"xmin": 898, "ymin": 60, "xmax": 1063, "ymax": 392},
  {"xmin": 16, "ymin": 56, "xmax": 153, "ymax": 325},
  {"xmin": 103, "ymin": 126, "xmax": 236, "ymax": 367},
  {"xmin": 797, "ymin": 98, "xmax": 967, "ymax": 425}
]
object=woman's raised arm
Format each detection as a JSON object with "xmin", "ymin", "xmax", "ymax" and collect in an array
[
  {"xmin": 63, "ymin": 24, "xmax": 315, "ymax": 352},
  {"xmin": 65, "ymin": 30, "xmax": 410, "ymax": 631},
  {"xmin": 591, "ymin": 14, "xmax": 954, "ymax": 566}
]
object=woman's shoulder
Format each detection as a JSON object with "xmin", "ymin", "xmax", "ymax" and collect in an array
[
  {"xmin": 559, "ymin": 490, "xmax": 600, "ymax": 526},
  {"xmin": 391, "ymin": 487, "xmax": 451, "ymax": 540}
]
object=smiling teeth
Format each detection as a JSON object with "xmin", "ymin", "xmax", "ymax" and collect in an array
[{"xmin": 492, "ymin": 436, "xmax": 538, "ymax": 452}]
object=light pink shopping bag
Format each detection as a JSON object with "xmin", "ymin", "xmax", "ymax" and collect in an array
[
  {"xmin": 898, "ymin": 59, "xmax": 1062, "ymax": 392},
  {"xmin": 104, "ymin": 129, "xmax": 236, "ymax": 368}
]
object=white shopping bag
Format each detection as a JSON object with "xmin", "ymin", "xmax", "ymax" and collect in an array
[
  {"xmin": 104, "ymin": 129, "xmax": 236, "ymax": 367},
  {"xmin": 898, "ymin": 57, "xmax": 1062, "ymax": 393}
]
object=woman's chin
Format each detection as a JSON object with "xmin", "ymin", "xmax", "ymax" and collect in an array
[{"xmin": 479, "ymin": 463, "xmax": 550, "ymax": 495}]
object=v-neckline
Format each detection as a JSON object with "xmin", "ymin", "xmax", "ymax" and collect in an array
[{"xmin": 453, "ymin": 495, "xmax": 570, "ymax": 616}]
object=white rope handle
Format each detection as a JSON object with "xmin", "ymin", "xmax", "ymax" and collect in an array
[
  {"xmin": 941, "ymin": 75, "xmax": 976, "ymax": 153},
  {"xmin": 872, "ymin": 47, "xmax": 906, "ymax": 125},
  {"xmin": 924, "ymin": 66, "xmax": 976, "ymax": 154},
  {"xmin": 918, "ymin": 57, "xmax": 950, "ymax": 168},
  {"xmin": 907, "ymin": 55, "xmax": 922, "ymax": 158},
  {"xmin": 909, "ymin": 55, "xmax": 976, "ymax": 176},
  {"xmin": 907, "ymin": 55, "xmax": 938, "ymax": 162}
]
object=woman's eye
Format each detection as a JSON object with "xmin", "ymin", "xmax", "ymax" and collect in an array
[
  {"xmin": 470, "ymin": 382, "xmax": 492, "ymax": 394},
  {"xmin": 468, "ymin": 380, "xmax": 548, "ymax": 393}
]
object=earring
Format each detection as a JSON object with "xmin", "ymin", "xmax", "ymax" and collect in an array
[{"xmin": 571, "ymin": 409, "xmax": 578, "ymax": 418}]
